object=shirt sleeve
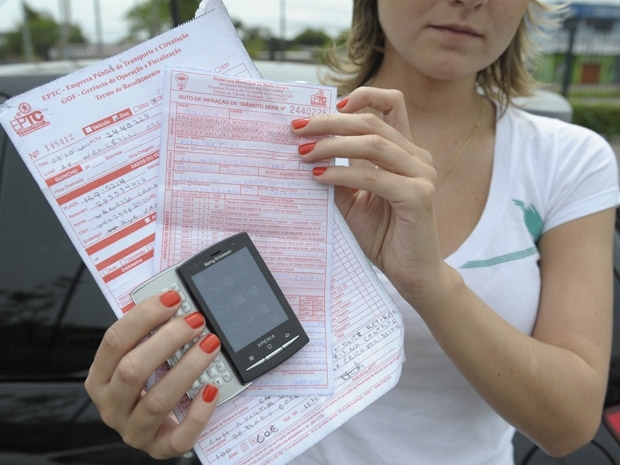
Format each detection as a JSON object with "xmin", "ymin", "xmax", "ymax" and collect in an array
[{"xmin": 543, "ymin": 122, "xmax": 620, "ymax": 233}]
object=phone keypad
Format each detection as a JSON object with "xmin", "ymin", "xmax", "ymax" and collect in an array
[{"xmin": 163, "ymin": 283, "xmax": 239, "ymax": 400}]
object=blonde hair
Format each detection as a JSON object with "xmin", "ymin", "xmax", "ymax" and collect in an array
[{"xmin": 324, "ymin": 0, "xmax": 566, "ymax": 111}]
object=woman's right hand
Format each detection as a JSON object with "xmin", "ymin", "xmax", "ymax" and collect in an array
[{"xmin": 84, "ymin": 290, "xmax": 221, "ymax": 459}]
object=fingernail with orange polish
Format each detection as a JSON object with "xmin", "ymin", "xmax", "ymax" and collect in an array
[
  {"xmin": 336, "ymin": 97, "xmax": 349, "ymax": 109},
  {"xmin": 184, "ymin": 312, "xmax": 204, "ymax": 329},
  {"xmin": 291, "ymin": 118, "xmax": 310, "ymax": 130},
  {"xmin": 312, "ymin": 166, "xmax": 327, "ymax": 176},
  {"xmin": 202, "ymin": 384, "xmax": 218, "ymax": 403},
  {"xmin": 298, "ymin": 142, "xmax": 315, "ymax": 155},
  {"xmin": 199, "ymin": 333, "xmax": 221, "ymax": 354},
  {"xmin": 160, "ymin": 290, "xmax": 181, "ymax": 307}
]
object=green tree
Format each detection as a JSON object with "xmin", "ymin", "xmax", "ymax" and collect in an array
[
  {"xmin": 0, "ymin": 4, "xmax": 85, "ymax": 61},
  {"xmin": 233, "ymin": 20, "xmax": 272, "ymax": 59},
  {"xmin": 123, "ymin": 1, "xmax": 274, "ymax": 58},
  {"xmin": 291, "ymin": 28, "xmax": 332, "ymax": 47},
  {"xmin": 124, "ymin": 0, "xmax": 200, "ymax": 41}
]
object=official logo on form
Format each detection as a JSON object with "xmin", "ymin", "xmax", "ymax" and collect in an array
[
  {"xmin": 9, "ymin": 102, "xmax": 50, "ymax": 137},
  {"xmin": 310, "ymin": 89, "xmax": 328, "ymax": 107}
]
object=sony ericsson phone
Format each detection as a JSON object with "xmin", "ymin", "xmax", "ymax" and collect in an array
[{"xmin": 131, "ymin": 232, "xmax": 309, "ymax": 404}]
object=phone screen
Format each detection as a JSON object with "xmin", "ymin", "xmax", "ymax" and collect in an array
[{"xmin": 189, "ymin": 246, "xmax": 288, "ymax": 352}]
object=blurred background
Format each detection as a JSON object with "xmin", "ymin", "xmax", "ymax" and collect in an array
[
  {"xmin": 0, "ymin": 0, "xmax": 352, "ymax": 65},
  {"xmin": 0, "ymin": 0, "xmax": 619, "ymax": 140}
]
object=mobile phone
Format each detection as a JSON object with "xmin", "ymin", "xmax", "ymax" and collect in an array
[{"xmin": 131, "ymin": 232, "xmax": 309, "ymax": 404}]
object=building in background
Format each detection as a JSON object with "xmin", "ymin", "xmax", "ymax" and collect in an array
[{"xmin": 537, "ymin": 1, "xmax": 620, "ymax": 99}]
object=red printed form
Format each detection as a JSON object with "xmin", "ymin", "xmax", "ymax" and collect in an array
[
  {"xmin": 155, "ymin": 68, "xmax": 336, "ymax": 395},
  {"xmin": 0, "ymin": 4, "xmax": 258, "ymax": 314}
]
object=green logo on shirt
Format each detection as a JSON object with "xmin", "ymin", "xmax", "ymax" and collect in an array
[
  {"xmin": 512, "ymin": 200, "xmax": 543, "ymax": 242},
  {"xmin": 461, "ymin": 199, "xmax": 542, "ymax": 269}
]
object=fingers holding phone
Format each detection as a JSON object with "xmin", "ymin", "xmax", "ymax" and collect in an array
[
  {"xmin": 85, "ymin": 232, "xmax": 308, "ymax": 458},
  {"xmin": 130, "ymin": 232, "xmax": 308, "ymax": 403},
  {"xmin": 84, "ymin": 291, "xmax": 221, "ymax": 459}
]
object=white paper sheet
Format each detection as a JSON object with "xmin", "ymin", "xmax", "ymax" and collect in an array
[{"xmin": 0, "ymin": 2, "xmax": 256, "ymax": 315}]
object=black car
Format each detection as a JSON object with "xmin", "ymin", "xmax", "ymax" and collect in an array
[{"xmin": 0, "ymin": 61, "xmax": 618, "ymax": 465}]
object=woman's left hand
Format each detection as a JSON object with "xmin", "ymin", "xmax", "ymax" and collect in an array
[{"xmin": 292, "ymin": 87, "xmax": 447, "ymax": 297}]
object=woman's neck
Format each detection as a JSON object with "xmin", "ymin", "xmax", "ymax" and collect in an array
[
  {"xmin": 370, "ymin": 59, "xmax": 485, "ymax": 153},
  {"xmin": 369, "ymin": 58, "xmax": 493, "ymax": 174},
  {"xmin": 375, "ymin": 62, "xmax": 478, "ymax": 114}
]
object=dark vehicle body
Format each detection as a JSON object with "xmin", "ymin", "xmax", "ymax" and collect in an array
[{"xmin": 0, "ymin": 60, "xmax": 617, "ymax": 465}]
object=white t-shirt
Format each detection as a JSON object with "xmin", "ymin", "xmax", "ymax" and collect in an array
[{"xmin": 292, "ymin": 106, "xmax": 620, "ymax": 465}]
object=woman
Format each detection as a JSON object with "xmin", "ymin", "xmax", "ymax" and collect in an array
[{"xmin": 85, "ymin": 0, "xmax": 620, "ymax": 463}]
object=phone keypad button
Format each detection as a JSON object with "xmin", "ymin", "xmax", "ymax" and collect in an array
[{"xmin": 180, "ymin": 302, "xmax": 192, "ymax": 313}]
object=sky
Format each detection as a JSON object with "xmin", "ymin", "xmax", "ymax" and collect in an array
[{"xmin": 0, "ymin": 0, "xmax": 354, "ymax": 44}]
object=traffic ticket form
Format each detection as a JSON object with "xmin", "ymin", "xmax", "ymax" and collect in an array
[
  {"xmin": 0, "ymin": 0, "xmax": 405, "ymax": 463},
  {"xmin": 0, "ymin": 3, "xmax": 256, "ymax": 314},
  {"xmin": 155, "ymin": 67, "xmax": 336, "ymax": 394}
]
